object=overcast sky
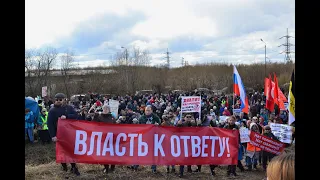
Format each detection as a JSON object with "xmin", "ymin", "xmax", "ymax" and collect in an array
[{"xmin": 25, "ymin": 0, "xmax": 295, "ymax": 68}]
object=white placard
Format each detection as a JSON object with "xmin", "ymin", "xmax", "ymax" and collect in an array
[
  {"xmin": 42, "ymin": 86, "xmax": 47, "ymax": 97},
  {"xmin": 239, "ymin": 127, "xmax": 250, "ymax": 143},
  {"xmin": 270, "ymin": 123, "xmax": 292, "ymax": 144},
  {"xmin": 108, "ymin": 99, "xmax": 119, "ymax": 119},
  {"xmin": 181, "ymin": 96, "xmax": 201, "ymax": 120}
]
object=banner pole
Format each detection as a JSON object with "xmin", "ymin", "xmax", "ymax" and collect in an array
[{"xmin": 233, "ymin": 66, "xmax": 235, "ymax": 115}]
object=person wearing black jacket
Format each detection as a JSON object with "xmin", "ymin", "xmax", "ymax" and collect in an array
[
  {"xmin": 224, "ymin": 116, "xmax": 239, "ymax": 177},
  {"xmin": 262, "ymin": 125, "xmax": 278, "ymax": 171},
  {"xmin": 47, "ymin": 93, "xmax": 80, "ymax": 176},
  {"xmin": 92, "ymin": 104, "xmax": 116, "ymax": 175},
  {"xmin": 176, "ymin": 114, "xmax": 196, "ymax": 178}
]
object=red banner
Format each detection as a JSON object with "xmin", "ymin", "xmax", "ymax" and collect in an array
[
  {"xmin": 249, "ymin": 131, "xmax": 285, "ymax": 155},
  {"xmin": 56, "ymin": 120, "xmax": 239, "ymax": 165}
]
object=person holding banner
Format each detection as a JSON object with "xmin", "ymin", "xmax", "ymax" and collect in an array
[
  {"xmin": 176, "ymin": 113, "xmax": 196, "ymax": 177},
  {"xmin": 261, "ymin": 125, "xmax": 278, "ymax": 171},
  {"xmin": 224, "ymin": 116, "xmax": 240, "ymax": 176},
  {"xmin": 161, "ymin": 115, "xmax": 176, "ymax": 173},
  {"xmin": 47, "ymin": 93, "xmax": 80, "ymax": 176},
  {"xmin": 92, "ymin": 104, "xmax": 116, "ymax": 174},
  {"xmin": 137, "ymin": 105, "xmax": 161, "ymax": 173},
  {"xmin": 245, "ymin": 123, "xmax": 261, "ymax": 171}
]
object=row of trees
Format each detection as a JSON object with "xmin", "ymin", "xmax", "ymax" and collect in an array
[
  {"xmin": 25, "ymin": 47, "xmax": 76, "ymax": 98},
  {"xmin": 25, "ymin": 47, "xmax": 294, "ymax": 98}
]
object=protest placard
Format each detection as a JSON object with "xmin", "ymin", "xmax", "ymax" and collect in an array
[
  {"xmin": 181, "ymin": 96, "xmax": 201, "ymax": 120},
  {"xmin": 249, "ymin": 131, "xmax": 285, "ymax": 155},
  {"xmin": 108, "ymin": 99, "xmax": 119, "ymax": 118},
  {"xmin": 233, "ymin": 109, "xmax": 241, "ymax": 116},
  {"xmin": 270, "ymin": 123, "xmax": 292, "ymax": 144},
  {"xmin": 239, "ymin": 127, "xmax": 250, "ymax": 143}
]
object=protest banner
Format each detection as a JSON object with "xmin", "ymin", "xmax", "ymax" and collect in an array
[
  {"xmin": 239, "ymin": 127, "xmax": 250, "ymax": 143},
  {"xmin": 108, "ymin": 99, "xmax": 119, "ymax": 118},
  {"xmin": 249, "ymin": 131, "xmax": 285, "ymax": 155},
  {"xmin": 181, "ymin": 96, "xmax": 201, "ymax": 120},
  {"xmin": 42, "ymin": 86, "xmax": 47, "ymax": 97},
  {"xmin": 270, "ymin": 123, "xmax": 292, "ymax": 144},
  {"xmin": 56, "ymin": 120, "xmax": 239, "ymax": 165}
]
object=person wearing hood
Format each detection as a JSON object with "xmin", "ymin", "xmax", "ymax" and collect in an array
[
  {"xmin": 245, "ymin": 122, "xmax": 261, "ymax": 171},
  {"xmin": 25, "ymin": 108, "xmax": 35, "ymax": 144},
  {"xmin": 47, "ymin": 93, "xmax": 80, "ymax": 176}
]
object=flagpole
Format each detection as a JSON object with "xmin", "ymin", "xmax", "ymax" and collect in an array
[{"xmin": 233, "ymin": 66, "xmax": 235, "ymax": 115}]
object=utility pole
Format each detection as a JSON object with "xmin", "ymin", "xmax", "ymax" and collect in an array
[
  {"xmin": 181, "ymin": 57, "xmax": 184, "ymax": 67},
  {"xmin": 279, "ymin": 28, "xmax": 294, "ymax": 63},
  {"xmin": 166, "ymin": 48, "xmax": 170, "ymax": 68}
]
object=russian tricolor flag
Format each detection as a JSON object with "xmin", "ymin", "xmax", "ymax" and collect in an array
[{"xmin": 233, "ymin": 66, "xmax": 249, "ymax": 114}]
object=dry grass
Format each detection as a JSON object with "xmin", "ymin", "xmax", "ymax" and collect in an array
[{"xmin": 25, "ymin": 142, "xmax": 266, "ymax": 180}]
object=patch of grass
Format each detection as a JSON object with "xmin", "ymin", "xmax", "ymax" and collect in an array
[{"xmin": 25, "ymin": 143, "xmax": 266, "ymax": 180}]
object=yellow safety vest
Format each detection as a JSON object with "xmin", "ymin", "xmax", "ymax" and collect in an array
[{"xmin": 40, "ymin": 112, "xmax": 48, "ymax": 130}]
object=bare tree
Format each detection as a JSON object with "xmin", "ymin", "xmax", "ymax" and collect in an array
[
  {"xmin": 25, "ymin": 47, "xmax": 57, "ymax": 97},
  {"xmin": 60, "ymin": 50, "xmax": 76, "ymax": 98},
  {"xmin": 25, "ymin": 49, "xmax": 36, "ymax": 96}
]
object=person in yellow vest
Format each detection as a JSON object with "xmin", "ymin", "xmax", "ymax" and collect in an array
[{"xmin": 37, "ymin": 108, "xmax": 51, "ymax": 144}]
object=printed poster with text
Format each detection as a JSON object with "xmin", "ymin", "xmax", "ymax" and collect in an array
[{"xmin": 270, "ymin": 123, "xmax": 292, "ymax": 144}]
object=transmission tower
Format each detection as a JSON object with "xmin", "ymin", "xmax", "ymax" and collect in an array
[
  {"xmin": 165, "ymin": 48, "xmax": 170, "ymax": 68},
  {"xmin": 181, "ymin": 57, "xmax": 184, "ymax": 67},
  {"xmin": 278, "ymin": 28, "xmax": 295, "ymax": 63}
]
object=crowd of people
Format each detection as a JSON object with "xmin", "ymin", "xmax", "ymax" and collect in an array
[{"xmin": 25, "ymin": 90, "xmax": 295, "ymax": 179}]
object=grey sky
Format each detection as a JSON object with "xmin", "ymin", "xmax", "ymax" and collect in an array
[{"xmin": 26, "ymin": 0, "xmax": 295, "ymax": 68}]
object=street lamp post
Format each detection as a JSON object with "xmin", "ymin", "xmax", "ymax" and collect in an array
[
  {"xmin": 121, "ymin": 46, "xmax": 129, "ymax": 93},
  {"xmin": 121, "ymin": 46, "xmax": 128, "ymax": 65},
  {"xmin": 260, "ymin": 39, "xmax": 266, "ymax": 78}
]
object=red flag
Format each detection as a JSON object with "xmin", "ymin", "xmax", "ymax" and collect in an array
[
  {"xmin": 265, "ymin": 74, "xmax": 274, "ymax": 111},
  {"xmin": 264, "ymin": 78, "xmax": 287, "ymax": 103},
  {"xmin": 273, "ymin": 73, "xmax": 279, "ymax": 105},
  {"xmin": 273, "ymin": 73, "xmax": 285, "ymax": 109}
]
